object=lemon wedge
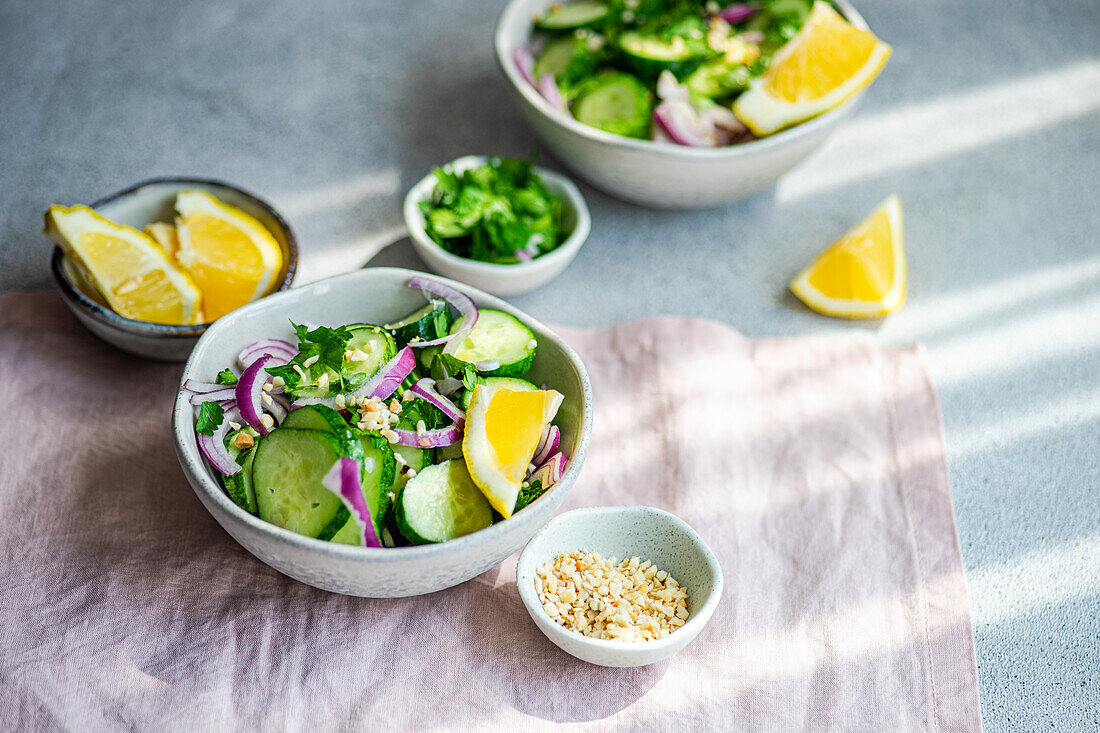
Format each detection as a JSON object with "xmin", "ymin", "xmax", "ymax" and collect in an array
[
  {"xmin": 144, "ymin": 222, "xmax": 179, "ymax": 259},
  {"xmin": 44, "ymin": 205, "xmax": 203, "ymax": 325},
  {"xmin": 790, "ymin": 194, "xmax": 906, "ymax": 318},
  {"xmin": 174, "ymin": 190, "xmax": 283, "ymax": 321},
  {"xmin": 733, "ymin": 2, "xmax": 891, "ymax": 136},
  {"xmin": 463, "ymin": 384, "xmax": 563, "ymax": 518}
]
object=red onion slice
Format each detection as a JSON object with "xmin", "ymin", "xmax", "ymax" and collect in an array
[
  {"xmin": 237, "ymin": 339, "xmax": 296, "ymax": 368},
  {"xmin": 532, "ymin": 425, "xmax": 560, "ymax": 468},
  {"xmin": 537, "ymin": 74, "xmax": 566, "ymax": 112},
  {"xmin": 321, "ymin": 457, "xmax": 382, "ymax": 548},
  {"xmin": 529, "ymin": 451, "xmax": 567, "ymax": 489},
  {"xmin": 352, "ymin": 346, "xmax": 416, "ymax": 402},
  {"xmin": 409, "ymin": 378, "xmax": 465, "ymax": 425},
  {"xmin": 236, "ymin": 354, "xmax": 275, "ymax": 435},
  {"xmin": 434, "ymin": 376, "xmax": 463, "ymax": 397},
  {"xmin": 717, "ymin": 3, "xmax": 757, "ymax": 24},
  {"xmin": 656, "ymin": 70, "xmax": 690, "ymax": 104},
  {"xmin": 197, "ymin": 405, "xmax": 242, "ymax": 476},
  {"xmin": 183, "ymin": 379, "xmax": 228, "ymax": 394},
  {"xmin": 266, "ymin": 393, "xmax": 289, "ymax": 424},
  {"xmin": 514, "ymin": 46, "xmax": 537, "ymax": 87},
  {"xmin": 189, "ymin": 387, "xmax": 237, "ymax": 405},
  {"xmin": 393, "ymin": 424, "xmax": 462, "ymax": 448},
  {"xmin": 407, "ymin": 276, "xmax": 479, "ymax": 354},
  {"xmin": 655, "ymin": 100, "xmax": 724, "ymax": 147},
  {"xmin": 514, "ymin": 249, "xmax": 534, "ymax": 263},
  {"xmin": 740, "ymin": 29, "xmax": 765, "ymax": 43}
]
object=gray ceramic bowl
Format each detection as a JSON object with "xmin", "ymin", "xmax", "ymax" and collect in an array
[
  {"xmin": 50, "ymin": 177, "xmax": 298, "ymax": 362},
  {"xmin": 172, "ymin": 267, "xmax": 593, "ymax": 598},
  {"xmin": 494, "ymin": 0, "xmax": 869, "ymax": 209},
  {"xmin": 516, "ymin": 506, "xmax": 723, "ymax": 667},
  {"xmin": 404, "ymin": 155, "xmax": 591, "ymax": 296}
]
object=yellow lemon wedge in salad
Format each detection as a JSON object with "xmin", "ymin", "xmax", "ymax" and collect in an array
[
  {"xmin": 44, "ymin": 205, "xmax": 203, "ymax": 325},
  {"xmin": 463, "ymin": 384, "xmax": 564, "ymax": 518},
  {"xmin": 174, "ymin": 190, "xmax": 283, "ymax": 321},
  {"xmin": 790, "ymin": 194, "xmax": 906, "ymax": 318},
  {"xmin": 733, "ymin": 2, "xmax": 891, "ymax": 136}
]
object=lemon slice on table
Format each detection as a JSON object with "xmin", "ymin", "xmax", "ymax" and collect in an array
[
  {"xmin": 44, "ymin": 205, "xmax": 203, "ymax": 325},
  {"xmin": 463, "ymin": 384, "xmax": 563, "ymax": 519},
  {"xmin": 733, "ymin": 2, "xmax": 891, "ymax": 136},
  {"xmin": 174, "ymin": 190, "xmax": 283, "ymax": 321},
  {"xmin": 790, "ymin": 195, "xmax": 906, "ymax": 318}
]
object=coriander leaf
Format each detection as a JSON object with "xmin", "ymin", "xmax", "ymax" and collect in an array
[
  {"xmin": 265, "ymin": 364, "xmax": 301, "ymax": 389},
  {"xmin": 195, "ymin": 401, "xmax": 225, "ymax": 436},
  {"xmin": 215, "ymin": 368, "xmax": 238, "ymax": 386},
  {"xmin": 515, "ymin": 480, "xmax": 545, "ymax": 512}
]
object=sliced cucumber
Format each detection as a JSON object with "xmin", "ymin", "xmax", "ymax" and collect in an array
[
  {"xmin": 618, "ymin": 31, "xmax": 714, "ymax": 80},
  {"xmin": 393, "ymin": 443, "xmax": 431, "ymax": 491},
  {"xmin": 536, "ymin": 0, "xmax": 610, "ymax": 30},
  {"xmin": 434, "ymin": 440, "xmax": 464, "ymax": 462},
  {"xmin": 461, "ymin": 377, "xmax": 537, "ymax": 410},
  {"xmin": 447, "ymin": 309, "xmax": 537, "ymax": 378},
  {"xmin": 417, "ymin": 344, "xmax": 442, "ymax": 372},
  {"xmin": 384, "ymin": 300, "xmax": 451, "ymax": 347},
  {"xmin": 345, "ymin": 324, "xmax": 397, "ymax": 380},
  {"xmin": 571, "ymin": 72, "xmax": 653, "ymax": 139},
  {"xmin": 396, "ymin": 460, "xmax": 493, "ymax": 544},
  {"xmin": 685, "ymin": 59, "xmax": 751, "ymax": 99},
  {"xmin": 252, "ymin": 428, "xmax": 351, "ymax": 538},
  {"xmin": 533, "ymin": 34, "xmax": 602, "ymax": 86},
  {"xmin": 282, "ymin": 404, "xmax": 351, "ymax": 433},
  {"xmin": 221, "ymin": 429, "xmax": 259, "ymax": 514}
]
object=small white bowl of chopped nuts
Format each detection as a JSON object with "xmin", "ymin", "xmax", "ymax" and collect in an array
[{"xmin": 516, "ymin": 506, "xmax": 723, "ymax": 667}]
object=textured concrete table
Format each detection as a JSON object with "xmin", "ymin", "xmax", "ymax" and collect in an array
[{"xmin": 2, "ymin": 0, "xmax": 1097, "ymax": 728}]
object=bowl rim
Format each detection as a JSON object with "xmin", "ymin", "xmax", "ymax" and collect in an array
[
  {"xmin": 515, "ymin": 505, "xmax": 724, "ymax": 652},
  {"xmin": 50, "ymin": 175, "xmax": 299, "ymax": 337},
  {"xmin": 403, "ymin": 155, "xmax": 592, "ymax": 277},
  {"xmin": 172, "ymin": 266, "xmax": 594, "ymax": 562},
  {"xmin": 493, "ymin": 0, "xmax": 869, "ymax": 160}
]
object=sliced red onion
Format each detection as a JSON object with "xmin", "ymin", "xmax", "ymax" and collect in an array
[
  {"xmin": 532, "ymin": 425, "xmax": 560, "ymax": 468},
  {"xmin": 434, "ymin": 376, "xmax": 463, "ymax": 397},
  {"xmin": 238, "ymin": 339, "xmax": 296, "ymax": 368},
  {"xmin": 537, "ymin": 74, "xmax": 566, "ymax": 112},
  {"xmin": 266, "ymin": 393, "xmax": 289, "ymax": 424},
  {"xmin": 476, "ymin": 360, "xmax": 500, "ymax": 372},
  {"xmin": 656, "ymin": 70, "xmax": 690, "ymax": 104},
  {"xmin": 409, "ymin": 378, "xmax": 465, "ymax": 425},
  {"xmin": 514, "ymin": 249, "xmax": 534, "ymax": 263},
  {"xmin": 655, "ymin": 100, "xmax": 726, "ymax": 147},
  {"xmin": 189, "ymin": 386, "xmax": 237, "ymax": 405},
  {"xmin": 321, "ymin": 457, "xmax": 382, "ymax": 548},
  {"xmin": 393, "ymin": 424, "xmax": 462, "ymax": 448},
  {"xmin": 701, "ymin": 104, "xmax": 748, "ymax": 135},
  {"xmin": 236, "ymin": 354, "xmax": 275, "ymax": 435},
  {"xmin": 514, "ymin": 46, "xmax": 537, "ymax": 87},
  {"xmin": 717, "ymin": 3, "xmax": 757, "ymax": 24},
  {"xmin": 353, "ymin": 346, "xmax": 416, "ymax": 401},
  {"xmin": 530, "ymin": 451, "xmax": 567, "ymax": 489},
  {"xmin": 183, "ymin": 379, "xmax": 227, "ymax": 394},
  {"xmin": 197, "ymin": 405, "xmax": 242, "ymax": 477},
  {"xmin": 740, "ymin": 29, "xmax": 765, "ymax": 43},
  {"xmin": 407, "ymin": 276, "xmax": 479, "ymax": 354}
]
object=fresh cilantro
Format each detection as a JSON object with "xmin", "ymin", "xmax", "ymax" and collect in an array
[
  {"xmin": 515, "ymin": 480, "xmax": 545, "ymax": 512},
  {"xmin": 420, "ymin": 157, "xmax": 566, "ymax": 264},
  {"xmin": 195, "ymin": 401, "xmax": 225, "ymax": 436},
  {"xmin": 215, "ymin": 368, "xmax": 238, "ymax": 386},
  {"xmin": 265, "ymin": 321, "xmax": 355, "ymax": 396},
  {"xmin": 265, "ymin": 363, "xmax": 301, "ymax": 389},
  {"xmin": 460, "ymin": 367, "xmax": 480, "ymax": 395}
]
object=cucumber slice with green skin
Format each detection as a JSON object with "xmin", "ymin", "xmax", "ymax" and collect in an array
[
  {"xmin": 685, "ymin": 59, "xmax": 752, "ymax": 99},
  {"xmin": 434, "ymin": 440, "xmax": 464, "ymax": 462},
  {"xmin": 393, "ymin": 443, "xmax": 431, "ymax": 491},
  {"xmin": 417, "ymin": 344, "xmax": 442, "ymax": 372},
  {"xmin": 252, "ymin": 428, "xmax": 354, "ymax": 538},
  {"xmin": 460, "ymin": 377, "xmax": 538, "ymax": 410},
  {"xmin": 535, "ymin": 0, "xmax": 611, "ymax": 30},
  {"xmin": 396, "ymin": 460, "xmax": 493, "ymax": 544},
  {"xmin": 447, "ymin": 309, "xmax": 538, "ymax": 378},
  {"xmin": 534, "ymin": 36, "xmax": 577, "ymax": 81},
  {"xmin": 534, "ymin": 34, "xmax": 602, "ymax": 87},
  {"xmin": 571, "ymin": 72, "xmax": 653, "ymax": 139},
  {"xmin": 345, "ymin": 324, "xmax": 397, "ymax": 380},
  {"xmin": 384, "ymin": 300, "xmax": 452, "ymax": 348},
  {"xmin": 618, "ymin": 31, "xmax": 714, "ymax": 81},
  {"xmin": 221, "ymin": 429, "xmax": 259, "ymax": 514},
  {"xmin": 282, "ymin": 404, "xmax": 352, "ymax": 433}
]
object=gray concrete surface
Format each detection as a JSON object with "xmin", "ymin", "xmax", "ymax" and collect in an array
[{"xmin": 2, "ymin": 0, "xmax": 1097, "ymax": 728}]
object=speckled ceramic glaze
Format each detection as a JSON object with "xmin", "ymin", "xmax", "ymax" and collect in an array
[
  {"xmin": 172, "ymin": 267, "xmax": 593, "ymax": 598},
  {"xmin": 51, "ymin": 177, "xmax": 297, "ymax": 362},
  {"xmin": 404, "ymin": 156, "xmax": 591, "ymax": 296},
  {"xmin": 516, "ymin": 506, "xmax": 723, "ymax": 667},
  {"xmin": 494, "ymin": 0, "xmax": 868, "ymax": 209}
]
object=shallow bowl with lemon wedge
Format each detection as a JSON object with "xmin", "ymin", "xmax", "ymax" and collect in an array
[
  {"xmin": 172, "ymin": 267, "xmax": 592, "ymax": 597},
  {"xmin": 496, "ymin": 0, "xmax": 890, "ymax": 208},
  {"xmin": 48, "ymin": 177, "xmax": 297, "ymax": 361}
]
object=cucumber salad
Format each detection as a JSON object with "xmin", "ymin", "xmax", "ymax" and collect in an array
[
  {"xmin": 183, "ymin": 276, "xmax": 569, "ymax": 548},
  {"xmin": 514, "ymin": 0, "xmax": 825, "ymax": 146}
]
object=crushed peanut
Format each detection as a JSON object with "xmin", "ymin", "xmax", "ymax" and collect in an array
[
  {"xmin": 232, "ymin": 432, "xmax": 254, "ymax": 450},
  {"xmin": 535, "ymin": 551, "xmax": 689, "ymax": 642}
]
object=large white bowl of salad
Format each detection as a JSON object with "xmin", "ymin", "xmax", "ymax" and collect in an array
[
  {"xmin": 495, "ymin": 0, "xmax": 881, "ymax": 208},
  {"xmin": 172, "ymin": 267, "xmax": 592, "ymax": 597}
]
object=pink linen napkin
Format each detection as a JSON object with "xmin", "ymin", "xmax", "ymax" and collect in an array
[{"xmin": 0, "ymin": 292, "xmax": 981, "ymax": 732}]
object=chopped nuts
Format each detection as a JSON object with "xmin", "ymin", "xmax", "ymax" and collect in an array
[
  {"xmin": 535, "ymin": 551, "xmax": 689, "ymax": 642},
  {"xmin": 302, "ymin": 355, "xmax": 319, "ymax": 368},
  {"xmin": 232, "ymin": 432, "xmax": 255, "ymax": 450}
]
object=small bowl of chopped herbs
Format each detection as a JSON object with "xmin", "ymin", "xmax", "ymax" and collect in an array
[{"xmin": 404, "ymin": 155, "xmax": 591, "ymax": 296}]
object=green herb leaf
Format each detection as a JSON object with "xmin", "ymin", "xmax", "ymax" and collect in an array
[
  {"xmin": 196, "ymin": 401, "xmax": 225, "ymax": 436},
  {"xmin": 215, "ymin": 368, "xmax": 238, "ymax": 386},
  {"xmin": 515, "ymin": 480, "xmax": 545, "ymax": 512}
]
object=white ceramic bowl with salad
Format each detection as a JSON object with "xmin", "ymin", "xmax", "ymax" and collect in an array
[
  {"xmin": 494, "ymin": 0, "xmax": 873, "ymax": 208},
  {"xmin": 404, "ymin": 156, "xmax": 591, "ymax": 296},
  {"xmin": 172, "ymin": 267, "xmax": 592, "ymax": 597}
]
